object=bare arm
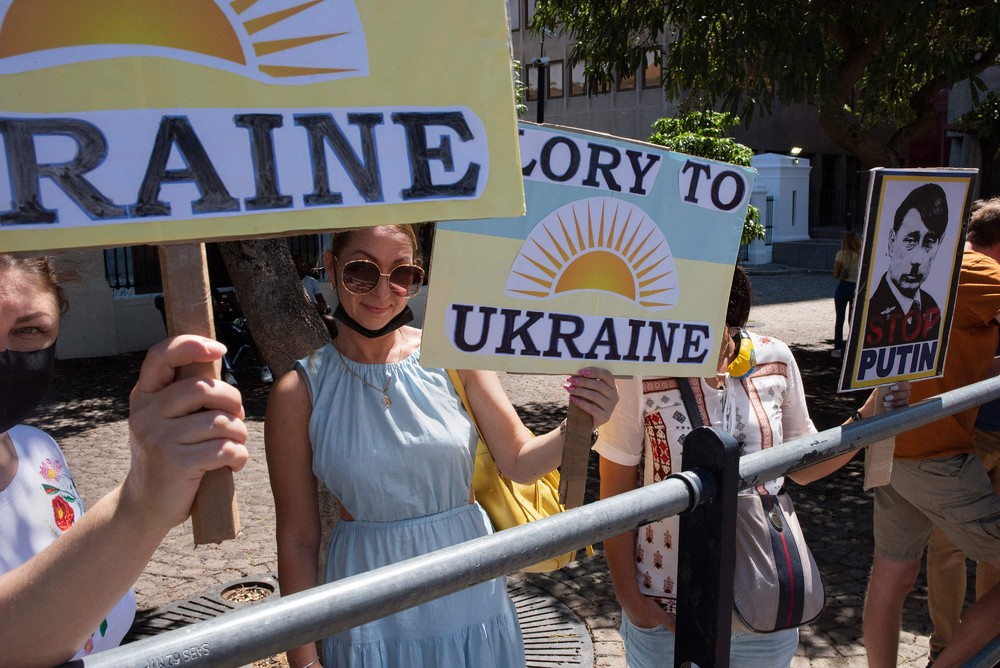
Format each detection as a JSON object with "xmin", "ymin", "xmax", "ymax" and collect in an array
[
  {"xmin": 460, "ymin": 367, "xmax": 618, "ymax": 484},
  {"xmin": 265, "ymin": 369, "xmax": 324, "ymax": 668},
  {"xmin": 788, "ymin": 382, "xmax": 911, "ymax": 485},
  {"xmin": 0, "ymin": 336, "xmax": 249, "ymax": 667}
]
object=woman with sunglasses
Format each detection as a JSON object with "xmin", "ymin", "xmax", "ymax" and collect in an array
[{"xmin": 266, "ymin": 224, "xmax": 618, "ymax": 668}]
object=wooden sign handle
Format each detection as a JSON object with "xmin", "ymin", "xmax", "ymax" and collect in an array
[
  {"xmin": 558, "ymin": 401, "xmax": 593, "ymax": 508},
  {"xmin": 158, "ymin": 244, "xmax": 241, "ymax": 544},
  {"xmin": 863, "ymin": 385, "xmax": 894, "ymax": 490}
]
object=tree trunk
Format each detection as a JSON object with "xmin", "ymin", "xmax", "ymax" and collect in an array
[
  {"xmin": 817, "ymin": 105, "xmax": 900, "ymax": 169},
  {"xmin": 218, "ymin": 238, "xmax": 329, "ymax": 378}
]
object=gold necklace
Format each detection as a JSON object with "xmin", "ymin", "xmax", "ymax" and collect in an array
[{"xmin": 337, "ymin": 340, "xmax": 404, "ymax": 407}]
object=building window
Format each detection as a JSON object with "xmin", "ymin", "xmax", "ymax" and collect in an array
[
  {"xmin": 617, "ymin": 68, "xmax": 636, "ymax": 92},
  {"xmin": 547, "ymin": 60, "xmax": 564, "ymax": 99},
  {"xmin": 509, "ymin": 0, "xmax": 520, "ymax": 31},
  {"xmin": 524, "ymin": 0, "xmax": 537, "ymax": 21},
  {"xmin": 642, "ymin": 51, "xmax": 662, "ymax": 89},
  {"xmin": 104, "ymin": 245, "xmax": 163, "ymax": 295},
  {"xmin": 287, "ymin": 233, "xmax": 330, "ymax": 281},
  {"xmin": 569, "ymin": 60, "xmax": 586, "ymax": 97},
  {"xmin": 525, "ymin": 64, "xmax": 538, "ymax": 101},
  {"xmin": 104, "ymin": 235, "xmax": 332, "ymax": 296}
]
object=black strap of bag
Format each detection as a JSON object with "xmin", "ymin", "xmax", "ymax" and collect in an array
[
  {"xmin": 677, "ymin": 378, "xmax": 705, "ymax": 429},
  {"xmin": 676, "ymin": 375, "xmax": 823, "ymax": 631}
]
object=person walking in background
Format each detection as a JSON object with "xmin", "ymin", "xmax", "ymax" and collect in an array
[
  {"xmin": 832, "ymin": 231, "xmax": 862, "ymax": 358},
  {"xmin": 266, "ymin": 224, "xmax": 619, "ymax": 668},
  {"xmin": 0, "ymin": 254, "xmax": 249, "ymax": 666}
]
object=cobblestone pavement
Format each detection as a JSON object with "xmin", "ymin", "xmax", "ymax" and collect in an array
[{"xmin": 35, "ymin": 266, "xmax": 947, "ymax": 667}]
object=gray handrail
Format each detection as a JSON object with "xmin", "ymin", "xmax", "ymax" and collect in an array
[{"xmin": 73, "ymin": 375, "xmax": 1000, "ymax": 668}]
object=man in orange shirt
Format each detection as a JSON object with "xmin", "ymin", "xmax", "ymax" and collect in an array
[{"xmin": 863, "ymin": 199, "xmax": 1000, "ymax": 668}]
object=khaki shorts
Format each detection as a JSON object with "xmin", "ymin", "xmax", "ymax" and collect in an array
[{"xmin": 873, "ymin": 453, "xmax": 1000, "ymax": 563}]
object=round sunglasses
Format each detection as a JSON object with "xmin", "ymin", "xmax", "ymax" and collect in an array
[{"xmin": 335, "ymin": 257, "xmax": 425, "ymax": 297}]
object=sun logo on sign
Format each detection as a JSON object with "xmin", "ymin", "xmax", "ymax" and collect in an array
[
  {"xmin": 505, "ymin": 197, "xmax": 678, "ymax": 310},
  {"xmin": 0, "ymin": 0, "xmax": 368, "ymax": 84}
]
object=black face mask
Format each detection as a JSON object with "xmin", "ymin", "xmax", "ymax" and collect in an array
[
  {"xmin": 333, "ymin": 304, "xmax": 413, "ymax": 339},
  {"xmin": 0, "ymin": 345, "xmax": 56, "ymax": 434}
]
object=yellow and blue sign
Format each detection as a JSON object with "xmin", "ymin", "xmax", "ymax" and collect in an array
[
  {"xmin": 0, "ymin": 0, "xmax": 523, "ymax": 252},
  {"xmin": 422, "ymin": 122, "xmax": 755, "ymax": 377}
]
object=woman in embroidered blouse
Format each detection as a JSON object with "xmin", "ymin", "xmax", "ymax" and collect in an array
[
  {"xmin": 265, "ymin": 224, "xmax": 619, "ymax": 668},
  {"xmin": 0, "ymin": 254, "xmax": 249, "ymax": 666},
  {"xmin": 595, "ymin": 266, "xmax": 909, "ymax": 668}
]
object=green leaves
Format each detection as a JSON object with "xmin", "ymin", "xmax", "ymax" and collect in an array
[
  {"xmin": 530, "ymin": 0, "xmax": 1000, "ymax": 168},
  {"xmin": 648, "ymin": 111, "xmax": 763, "ymax": 246}
]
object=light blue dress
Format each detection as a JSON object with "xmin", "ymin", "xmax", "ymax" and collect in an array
[{"xmin": 297, "ymin": 344, "xmax": 525, "ymax": 667}]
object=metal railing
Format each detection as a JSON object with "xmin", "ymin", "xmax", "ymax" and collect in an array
[{"xmin": 74, "ymin": 375, "xmax": 1000, "ymax": 668}]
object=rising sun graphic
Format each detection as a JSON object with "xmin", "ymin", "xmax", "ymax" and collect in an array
[
  {"xmin": 505, "ymin": 197, "xmax": 678, "ymax": 309},
  {"xmin": 0, "ymin": 0, "xmax": 368, "ymax": 84}
]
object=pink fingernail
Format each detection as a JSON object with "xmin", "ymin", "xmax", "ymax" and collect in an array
[{"xmin": 580, "ymin": 369, "xmax": 593, "ymax": 376}]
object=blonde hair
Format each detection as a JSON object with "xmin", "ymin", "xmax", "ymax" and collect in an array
[
  {"xmin": 329, "ymin": 225, "xmax": 423, "ymax": 266},
  {"xmin": 841, "ymin": 231, "xmax": 861, "ymax": 254}
]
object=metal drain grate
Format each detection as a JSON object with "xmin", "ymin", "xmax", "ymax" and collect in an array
[
  {"xmin": 124, "ymin": 574, "xmax": 279, "ymax": 643},
  {"xmin": 126, "ymin": 574, "xmax": 593, "ymax": 666},
  {"xmin": 509, "ymin": 580, "xmax": 594, "ymax": 667}
]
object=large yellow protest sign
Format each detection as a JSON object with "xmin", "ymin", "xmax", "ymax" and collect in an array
[
  {"xmin": 0, "ymin": 0, "xmax": 523, "ymax": 252},
  {"xmin": 422, "ymin": 123, "xmax": 755, "ymax": 378}
]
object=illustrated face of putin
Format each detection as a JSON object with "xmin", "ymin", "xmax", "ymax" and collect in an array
[
  {"xmin": 887, "ymin": 208, "xmax": 942, "ymax": 299},
  {"xmin": 885, "ymin": 182, "xmax": 949, "ymax": 301}
]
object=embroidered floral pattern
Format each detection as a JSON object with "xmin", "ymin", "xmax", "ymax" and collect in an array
[
  {"xmin": 37, "ymin": 457, "xmax": 82, "ymax": 533},
  {"xmin": 38, "ymin": 458, "xmax": 63, "ymax": 481},
  {"xmin": 52, "ymin": 496, "xmax": 75, "ymax": 531}
]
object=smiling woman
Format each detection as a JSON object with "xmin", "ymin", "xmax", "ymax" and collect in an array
[{"xmin": 265, "ymin": 224, "xmax": 621, "ymax": 668}]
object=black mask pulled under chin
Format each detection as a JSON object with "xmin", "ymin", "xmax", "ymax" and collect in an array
[
  {"xmin": 333, "ymin": 304, "xmax": 414, "ymax": 339},
  {"xmin": 0, "ymin": 344, "xmax": 56, "ymax": 434}
]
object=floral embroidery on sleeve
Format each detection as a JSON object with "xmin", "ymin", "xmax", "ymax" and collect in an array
[
  {"xmin": 39, "ymin": 458, "xmax": 63, "ymax": 481},
  {"xmin": 51, "ymin": 496, "xmax": 75, "ymax": 531},
  {"xmin": 37, "ymin": 458, "xmax": 83, "ymax": 533}
]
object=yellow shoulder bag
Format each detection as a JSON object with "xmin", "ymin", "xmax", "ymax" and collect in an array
[{"xmin": 447, "ymin": 369, "xmax": 588, "ymax": 572}]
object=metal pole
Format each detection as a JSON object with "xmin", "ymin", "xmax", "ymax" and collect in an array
[
  {"xmin": 675, "ymin": 427, "xmax": 740, "ymax": 668},
  {"xmin": 532, "ymin": 57, "xmax": 549, "ymax": 124},
  {"xmin": 72, "ymin": 376, "xmax": 1000, "ymax": 668},
  {"xmin": 739, "ymin": 375, "xmax": 1000, "ymax": 489},
  {"xmin": 76, "ymin": 472, "xmax": 702, "ymax": 667}
]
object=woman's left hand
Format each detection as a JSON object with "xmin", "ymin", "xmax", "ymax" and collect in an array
[{"xmin": 564, "ymin": 368, "xmax": 619, "ymax": 427}]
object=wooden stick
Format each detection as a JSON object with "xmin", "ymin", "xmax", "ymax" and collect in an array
[
  {"xmin": 863, "ymin": 385, "xmax": 894, "ymax": 490},
  {"xmin": 558, "ymin": 401, "xmax": 593, "ymax": 508},
  {"xmin": 158, "ymin": 243, "xmax": 241, "ymax": 544}
]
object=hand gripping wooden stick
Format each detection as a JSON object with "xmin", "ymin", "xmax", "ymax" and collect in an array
[{"xmin": 158, "ymin": 243, "xmax": 241, "ymax": 544}]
